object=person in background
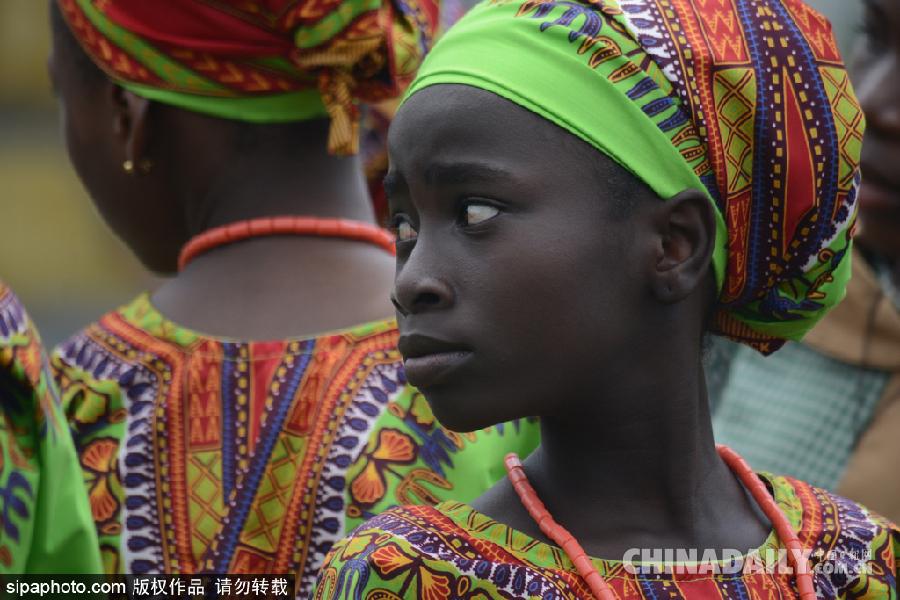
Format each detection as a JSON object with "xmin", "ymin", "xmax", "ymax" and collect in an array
[
  {"xmin": 0, "ymin": 280, "xmax": 101, "ymax": 573},
  {"xmin": 707, "ymin": 0, "xmax": 900, "ymax": 523},
  {"xmin": 311, "ymin": 0, "xmax": 895, "ymax": 598},
  {"xmin": 46, "ymin": 0, "xmax": 540, "ymax": 591}
]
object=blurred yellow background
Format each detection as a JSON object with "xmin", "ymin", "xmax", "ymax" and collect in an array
[{"xmin": 0, "ymin": 0, "xmax": 861, "ymax": 348}]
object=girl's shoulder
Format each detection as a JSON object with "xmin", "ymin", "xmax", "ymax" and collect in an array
[
  {"xmin": 314, "ymin": 502, "xmax": 598, "ymax": 600},
  {"xmin": 767, "ymin": 473, "xmax": 900, "ymax": 594},
  {"xmin": 315, "ymin": 479, "xmax": 900, "ymax": 600},
  {"xmin": 767, "ymin": 473, "xmax": 900, "ymax": 543}
]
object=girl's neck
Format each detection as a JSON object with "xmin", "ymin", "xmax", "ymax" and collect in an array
[
  {"xmin": 152, "ymin": 236, "xmax": 396, "ymax": 340},
  {"xmin": 186, "ymin": 152, "xmax": 377, "ymax": 234},
  {"xmin": 471, "ymin": 368, "xmax": 771, "ymax": 562},
  {"xmin": 151, "ymin": 151, "xmax": 397, "ymax": 340}
]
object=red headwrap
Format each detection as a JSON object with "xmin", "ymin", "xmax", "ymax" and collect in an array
[{"xmin": 58, "ymin": 0, "xmax": 439, "ymax": 154}]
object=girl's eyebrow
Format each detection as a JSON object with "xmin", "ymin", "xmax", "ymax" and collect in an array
[
  {"xmin": 423, "ymin": 162, "xmax": 512, "ymax": 185},
  {"xmin": 384, "ymin": 161, "xmax": 516, "ymax": 198}
]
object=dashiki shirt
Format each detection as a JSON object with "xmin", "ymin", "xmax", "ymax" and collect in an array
[
  {"xmin": 313, "ymin": 475, "xmax": 900, "ymax": 600},
  {"xmin": 0, "ymin": 280, "xmax": 101, "ymax": 574},
  {"xmin": 52, "ymin": 293, "xmax": 540, "ymax": 593}
]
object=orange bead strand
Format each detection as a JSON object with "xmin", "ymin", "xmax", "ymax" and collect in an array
[
  {"xmin": 505, "ymin": 454, "xmax": 618, "ymax": 600},
  {"xmin": 505, "ymin": 446, "xmax": 816, "ymax": 600},
  {"xmin": 715, "ymin": 445, "xmax": 817, "ymax": 600},
  {"xmin": 177, "ymin": 216, "xmax": 396, "ymax": 272}
]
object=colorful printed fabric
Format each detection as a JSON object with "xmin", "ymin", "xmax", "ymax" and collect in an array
[
  {"xmin": 56, "ymin": 0, "xmax": 439, "ymax": 155},
  {"xmin": 405, "ymin": 0, "xmax": 864, "ymax": 354},
  {"xmin": 313, "ymin": 474, "xmax": 900, "ymax": 600},
  {"xmin": 51, "ymin": 294, "xmax": 540, "ymax": 595},
  {"xmin": 0, "ymin": 280, "xmax": 102, "ymax": 574}
]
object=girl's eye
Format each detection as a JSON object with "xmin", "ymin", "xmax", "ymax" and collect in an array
[
  {"xmin": 396, "ymin": 220, "xmax": 418, "ymax": 241},
  {"xmin": 463, "ymin": 203, "xmax": 499, "ymax": 226}
]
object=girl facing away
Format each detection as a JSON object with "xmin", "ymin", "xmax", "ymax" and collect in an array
[
  {"xmin": 312, "ymin": 0, "xmax": 900, "ymax": 598},
  {"xmin": 45, "ymin": 0, "xmax": 540, "ymax": 590}
]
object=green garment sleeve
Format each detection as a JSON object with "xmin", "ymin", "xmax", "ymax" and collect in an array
[
  {"xmin": 0, "ymin": 284, "xmax": 103, "ymax": 574},
  {"xmin": 23, "ymin": 394, "xmax": 104, "ymax": 574}
]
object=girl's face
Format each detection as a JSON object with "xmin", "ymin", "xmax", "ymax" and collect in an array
[
  {"xmin": 386, "ymin": 84, "xmax": 655, "ymax": 433},
  {"xmin": 853, "ymin": 0, "xmax": 900, "ymax": 263}
]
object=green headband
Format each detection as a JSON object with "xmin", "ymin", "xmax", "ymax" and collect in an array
[{"xmin": 120, "ymin": 83, "xmax": 330, "ymax": 123}]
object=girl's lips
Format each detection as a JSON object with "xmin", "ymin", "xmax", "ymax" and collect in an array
[
  {"xmin": 858, "ymin": 181, "xmax": 900, "ymax": 212},
  {"xmin": 402, "ymin": 350, "xmax": 472, "ymax": 389}
]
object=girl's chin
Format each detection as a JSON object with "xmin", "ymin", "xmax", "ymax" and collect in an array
[{"xmin": 426, "ymin": 396, "xmax": 510, "ymax": 434}]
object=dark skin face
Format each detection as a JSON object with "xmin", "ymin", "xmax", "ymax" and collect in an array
[
  {"xmin": 46, "ymin": 4, "xmax": 395, "ymax": 339},
  {"xmin": 387, "ymin": 84, "xmax": 770, "ymax": 559},
  {"xmin": 853, "ymin": 0, "xmax": 900, "ymax": 268},
  {"xmin": 388, "ymin": 95, "xmax": 654, "ymax": 433}
]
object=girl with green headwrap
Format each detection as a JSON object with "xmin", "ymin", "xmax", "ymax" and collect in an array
[{"xmin": 312, "ymin": 0, "xmax": 899, "ymax": 598}]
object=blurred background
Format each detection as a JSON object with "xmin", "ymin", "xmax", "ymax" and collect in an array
[{"xmin": 0, "ymin": 0, "xmax": 863, "ymax": 349}]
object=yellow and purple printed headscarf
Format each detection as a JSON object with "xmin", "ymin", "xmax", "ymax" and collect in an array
[
  {"xmin": 405, "ymin": 0, "xmax": 863, "ymax": 354},
  {"xmin": 57, "ymin": 0, "xmax": 439, "ymax": 155}
]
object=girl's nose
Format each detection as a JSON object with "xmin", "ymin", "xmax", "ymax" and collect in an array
[{"xmin": 391, "ymin": 246, "xmax": 456, "ymax": 316}]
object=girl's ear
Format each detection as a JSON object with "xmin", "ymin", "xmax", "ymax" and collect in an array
[
  {"xmin": 649, "ymin": 188, "xmax": 716, "ymax": 304},
  {"xmin": 110, "ymin": 84, "xmax": 152, "ymax": 170}
]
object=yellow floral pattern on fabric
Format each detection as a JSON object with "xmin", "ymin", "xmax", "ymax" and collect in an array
[{"xmin": 81, "ymin": 438, "xmax": 122, "ymax": 528}]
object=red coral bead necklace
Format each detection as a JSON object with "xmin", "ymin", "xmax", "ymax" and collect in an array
[
  {"xmin": 178, "ymin": 216, "xmax": 396, "ymax": 272},
  {"xmin": 505, "ymin": 444, "xmax": 816, "ymax": 600}
]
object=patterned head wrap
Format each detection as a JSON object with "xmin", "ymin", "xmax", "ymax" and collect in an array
[
  {"xmin": 405, "ymin": 0, "xmax": 863, "ymax": 354},
  {"xmin": 57, "ymin": 0, "xmax": 439, "ymax": 155}
]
